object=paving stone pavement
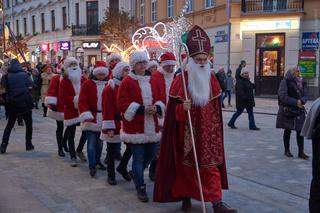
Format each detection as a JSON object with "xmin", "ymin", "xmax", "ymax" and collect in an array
[{"xmin": 0, "ymin": 100, "xmax": 312, "ymax": 213}]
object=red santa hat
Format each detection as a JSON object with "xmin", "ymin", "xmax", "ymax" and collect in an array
[
  {"xmin": 186, "ymin": 25, "xmax": 211, "ymax": 57},
  {"xmin": 107, "ymin": 53, "xmax": 122, "ymax": 64},
  {"xmin": 93, "ymin": 61, "xmax": 109, "ymax": 76},
  {"xmin": 64, "ymin": 57, "xmax": 79, "ymax": 69},
  {"xmin": 147, "ymin": 60, "xmax": 159, "ymax": 70},
  {"xmin": 129, "ymin": 51, "xmax": 149, "ymax": 68},
  {"xmin": 56, "ymin": 58, "xmax": 65, "ymax": 73},
  {"xmin": 160, "ymin": 52, "xmax": 177, "ymax": 67},
  {"xmin": 112, "ymin": 61, "xmax": 130, "ymax": 79}
]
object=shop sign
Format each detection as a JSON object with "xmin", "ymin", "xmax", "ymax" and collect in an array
[
  {"xmin": 40, "ymin": 43, "xmax": 50, "ymax": 52},
  {"xmin": 82, "ymin": 41, "xmax": 100, "ymax": 49},
  {"xmin": 215, "ymin": 30, "xmax": 228, "ymax": 43},
  {"xmin": 60, "ymin": 41, "xmax": 71, "ymax": 51},
  {"xmin": 240, "ymin": 20, "xmax": 300, "ymax": 32},
  {"xmin": 298, "ymin": 51, "xmax": 317, "ymax": 78},
  {"xmin": 302, "ymin": 32, "xmax": 319, "ymax": 50}
]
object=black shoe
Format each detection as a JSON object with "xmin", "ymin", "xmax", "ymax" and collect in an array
[
  {"xmin": 181, "ymin": 198, "xmax": 192, "ymax": 212},
  {"xmin": 90, "ymin": 168, "xmax": 97, "ymax": 177},
  {"xmin": 227, "ymin": 123, "xmax": 237, "ymax": 129},
  {"xmin": 97, "ymin": 163, "xmax": 107, "ymax": 171},
  {"xmin": 107, "ymin": 176, "xmax": 117, "ymax": 185},
  {"xmin": 136, "ymin": 185, "xmax": 149, "ymax": 202},
  {"xmin": 298, "ymin": 151, "xmax": 310, "ymax": 160},
  {"xmin": 43, "ymin": 114, "xmax": 47, "ymax": 117},
  {"xmin": 0, "ymin": 143, "xmax": 8, "ymax": 154},
  {"xmin": 116, "ymin": 167, "xmax": 132, "ymax": 182},
  {"xmin": 71, "ymin": 158, "xmax": 78, "ymax": 167},
  {"xmin": 284, "ymin": 150, "xmax": 293, "ymax": 158},
  {"xmin": 76, "ymin": 151, "xmax": 87, "ymax": 162},
  {"xmin": 115, "ymin": 152, "xmax": 122, "ymax": 161},
  {"xmin": 58, "ymin": 149, "xmax": 65, "ymax": 157},
  {"xmin": 213, "ymin": 201, "xmax": 237, "ymax": 213},
  {"xmin": 26, "ymin": 143, "xmax": 35, "ymax": 151},
  {"xmin": 250, "ymin": 127, "xmax": 260, "ymax": 131}
]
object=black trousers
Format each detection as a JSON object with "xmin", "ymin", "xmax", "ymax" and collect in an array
[
  {"xmin": 2, "ymin": 110, "xmax": 33, "ymax": 145},
  {"xmin": 65, "ymin": 124, "xmax": 87, "ymax": 159},
  {"xmin": 117, "ymin": 144, "xmax": 132, "ymax": 170},
  {"xmin": 310, "ymin": 137, "xmax": 320, "ymax": 213},
  {"xmin": 56, "ymin": 121, "xmax": 68, "ymax": 151},
  {"xmin": 283, "ymin": 130, "xmax": 304, "ymax": 152},
  {"xmin": 106, "ymin": 143, "xmax": 119, "ymax": 178}
]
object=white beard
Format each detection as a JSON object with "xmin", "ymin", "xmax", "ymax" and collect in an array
[
  {"xmin": 186, "ymin": 58, "xmax": 211, "ymax": 107},
  {"xmin": 67, "ymin": 66, "xmax": 82, "ymax": 95}
]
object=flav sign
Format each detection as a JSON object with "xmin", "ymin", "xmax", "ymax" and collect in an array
[{"xmin": 82, "ymin": 41, "xmax": 100, "ymax": 49}]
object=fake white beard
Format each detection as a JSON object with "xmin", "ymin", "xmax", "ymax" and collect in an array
[
  {"xmin": 186, "ymin": 58, "xmax": 211, "ymax": 107},
  {"xmin": 67, "ymin": 66, "xmax": 81, "ymax": 95}
]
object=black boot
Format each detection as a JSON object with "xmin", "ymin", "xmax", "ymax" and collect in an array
[
  {"xmin": 136, "ymin": 185, "xmax": 149, "ymax": 202},
  {"xmin": 284, "ymin": 149, "xmax": 293, "ymax": 157},
  {"xmin": 90, "ymin": 167, "xmax": 96, "ymax": 177},
  {"xmin": 107, "ymin": 175, "xmax": 117, "ymax": 185},
  {"xmin": 0, "ymin": 142, "xmax": 8, "ymax": 154},
  {"xmin": 298, "ymin": 151, "xmax": 310, "ymax": 160},
  {"xmin": 58, "ymin": 149, "xmax": 65, "ymax": 157},
  {"xmin": 181, "ymin": 198, "xmax": 192, "ymax": 211},
  {"xmin": 26, "ymin": 142, "xmax": 35, "ymax": 151},
  {"xmin": 116, "ymin": 166, "xmax": 132, "ymax": 181}
]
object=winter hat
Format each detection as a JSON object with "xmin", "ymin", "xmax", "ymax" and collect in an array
[
  {"xmin": 112, "ymin": 61, "xmax": 130, "ymax": 79},
  {"xmin": 129, "ymin": 51, "xmax": 149, "ymax": 68},
  {"xmin": 56, "ymin": 58, "xmax": 65, "ymax": 74},
  {"xmin": 93, "ymin": 61, "xmax": 109, "ymax": 76},
  {"xmin": 147, "ymin": 60, "xmax": 159, "ymax": 70},
  {"xmin": 160, "ymin": 52, "xmax": 177, "ymax": 67},
  {"xmin": 240, "ymin": 67, "xmax": 249, "ymax": 76},
  {"xmin": 107, "ymin": 53, "xmax": 122, "ymax": 64},
  {"xmin": 64, "ymin": 57, "xmax": 78, "ymax": 69}
]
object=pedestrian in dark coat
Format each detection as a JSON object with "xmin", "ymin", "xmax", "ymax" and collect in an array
[
  {"xmin": 228, "ymin": 68, "xmax": 260, "ymax": 130},
  {"xmin": 0, "ymin": 59, "xmax": 35, "ymax": 154},
  {"xmin": 301, "ymin": 98, "xmax": 320, "ymax": 213},
  {"xmin": 31, "ymin": 69, "xmax": 41, "ymax": 109},
  {"xmin": 216, "ymin": 67, "xmax": 227, "ymax": 108},
  {"xmin": 276, "ymin": 66, "xmax": 309, "ymax": 159},
  {"xmin": 235, "ymin": 60, "xmax": 246, "ymax": 81}
]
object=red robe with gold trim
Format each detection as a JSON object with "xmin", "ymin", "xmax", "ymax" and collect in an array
[{"xmin": 154, "ymin": 72, "xmax": 228, "ymax": 203}]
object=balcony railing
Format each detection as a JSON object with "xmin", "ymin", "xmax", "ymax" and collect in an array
[
  {"xmin": 72, "ymin": 24, "xmax": 100, "ymax": 36},
  {"xmin": 241, "ymin": 0, "xmax": 304, "ymax": 14}
]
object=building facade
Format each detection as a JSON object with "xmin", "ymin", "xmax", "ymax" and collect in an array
[
  {"xmin": 4, "ymin": 0, "xmax": 132, "ymax": 67},
  {"xmin": 136, "ymin": 0, "xmax": 320, "ymax": 98}
]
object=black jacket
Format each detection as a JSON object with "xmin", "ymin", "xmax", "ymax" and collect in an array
[
  {"xmin": 215, "ymin": 72, "xmax": 227, "ymax": 91},
  {"xmin": 1, "ymin": 59, "xmax": 34, "ymax": 114},
  {"xmin": 235, "ymin": 76, "xmax": 255, "ymax": 109}
]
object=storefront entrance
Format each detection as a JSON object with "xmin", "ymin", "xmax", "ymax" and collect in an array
[{"xmin": 255, "ymin": 33, "xmax": 285, "ymax": 95}]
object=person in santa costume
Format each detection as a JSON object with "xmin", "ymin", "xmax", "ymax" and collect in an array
[
  {"xmin": 101, "ymin": 61, "xmax": 132, "ymax": 185},
  {"xmin": 154, "ymin": 25, "xmax": 237, "ymax": 213},
  {"xmin": 78, "ymin": 61, "xmax": 108, "ymax": 177},
  {"xmin": 117, "ymin": 51, "xmax": 166, "ymax": 202},
  {"xmin": 45, "ymin": 59, "xmax": 69, "ymax": 157},
  {"xmin": 59, "ymin": 57, "xmax": 87, "ymax": 167},
  {"xmin": 147, "ymin": 60, "xmax": 159, "ymax": 74},
  {"xmin": 148, "ymin": 52, "xmax": 177, "ymax": 181}
]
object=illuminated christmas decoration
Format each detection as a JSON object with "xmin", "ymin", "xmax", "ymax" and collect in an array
[{"xmin": 102, "ymin": 43, "xmax": 137, "ymax": 62}]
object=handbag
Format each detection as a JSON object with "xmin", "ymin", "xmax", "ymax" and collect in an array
[{"xmin": 283, "ymin": 106, "xmax": 305, "ymax": 118}]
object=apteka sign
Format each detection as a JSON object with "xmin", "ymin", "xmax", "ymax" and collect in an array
[{"xmin": 302, "ymin": 32, "xmax": 319, "ymax": 50}]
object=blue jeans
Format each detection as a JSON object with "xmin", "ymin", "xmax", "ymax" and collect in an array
[
  {"xmin": 85, "ymin": 131, "xmax": 103, "ymax": 169},
  {"xmin": 228, "ymin": 107, "xmax": 257, "ymax": 129},
  {"xmin": 130, "ymin": 143, "xmax": 158, "ymax": 187},
  {"xmin": 223, "ymin": 90, "xmax": 231, "ymax": 105}
]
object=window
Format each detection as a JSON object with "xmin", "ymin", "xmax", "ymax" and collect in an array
[
  {"xmin": 23, "ymin": 17, "xmax": 27, "ymax": 35},
  {"xmin": 205, "ymin": 0, "xmax": 214, "ymax": 8},
  {"xmin": 75, "ymin": 3, "xmax": 79, "ymax": 26},
  {"xmin": 186, "ymin": 0, "xmax": 193, "ymax": 13},
  {"xmin": 151, "ymin": 0, "xmax": 157, "ymax": 22},
  {"xmin": 51, "ymin": 10, "xmax": 55, "ymax": 31},
  {"xmin": 167, "ymin": 0, "xmax": 174, "ymax": 17},
  {"xmin": 140, "ymin": 0, "xmax": 144, "ymax": 24},
  {"xmin": 86, "ymin": 1, "xmax": 98, "ymax": 26},
  {"xmin": 41, "ymin": 13, "xmax": 45, "ymax": 33},
  {"xmin": 62, "ymin": 7, "xmax": 67, "ymax": 29},
  {"xmin": 16, "ymin": 19, "xmax": 19, "ymax": 36},
  {"xmin": 32, "ymin": 15, "xmax": 36, "ymax": 34}
]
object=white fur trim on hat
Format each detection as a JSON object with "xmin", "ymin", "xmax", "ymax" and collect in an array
[
  {"xmin": 129, "ymin": 51, "xmax": 149, "ymax": 68},
  {"xmin": 64, "ymin": 57, "xmax": 78, "ymax": 68},
  {"xmin": 147, "ymin": 60, "xmax": 159, "ymax": 70},
  {"xmin": 107, "ymin": 53, "xmax": 122, "ymax": 63},
  {"xmin": 160, "ymin": 60, "xmax": 176, "ymax": 67},
  {"xmin": 93, "ymin": 67, "xmax": 109, "ymax": 76},
  {"xmin": 112, "ymin": 61, "xmax": 129, "ymax": 79},
  {"xmin": 240, "ymin": 67, "xmax": 249, "ymax": 75}
]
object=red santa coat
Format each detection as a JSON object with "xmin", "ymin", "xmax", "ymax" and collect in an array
[
  {"xmin": 117, "ymin": 72, "xmax": 166, "ymax": 144},
  {"xmin": 78, "ymin": 79, "xmax": 107, "ymax": 132},
  {"xmin": 59, "ymin": 76, "xmax": 86, "ymax": 126},
  {"xmin": 45, "ymin": 74, "xmax": 64, "ymax": 121},
  {"xmin": 100, "ymin": 79, "xmax": 122, "ymax": 142}
]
